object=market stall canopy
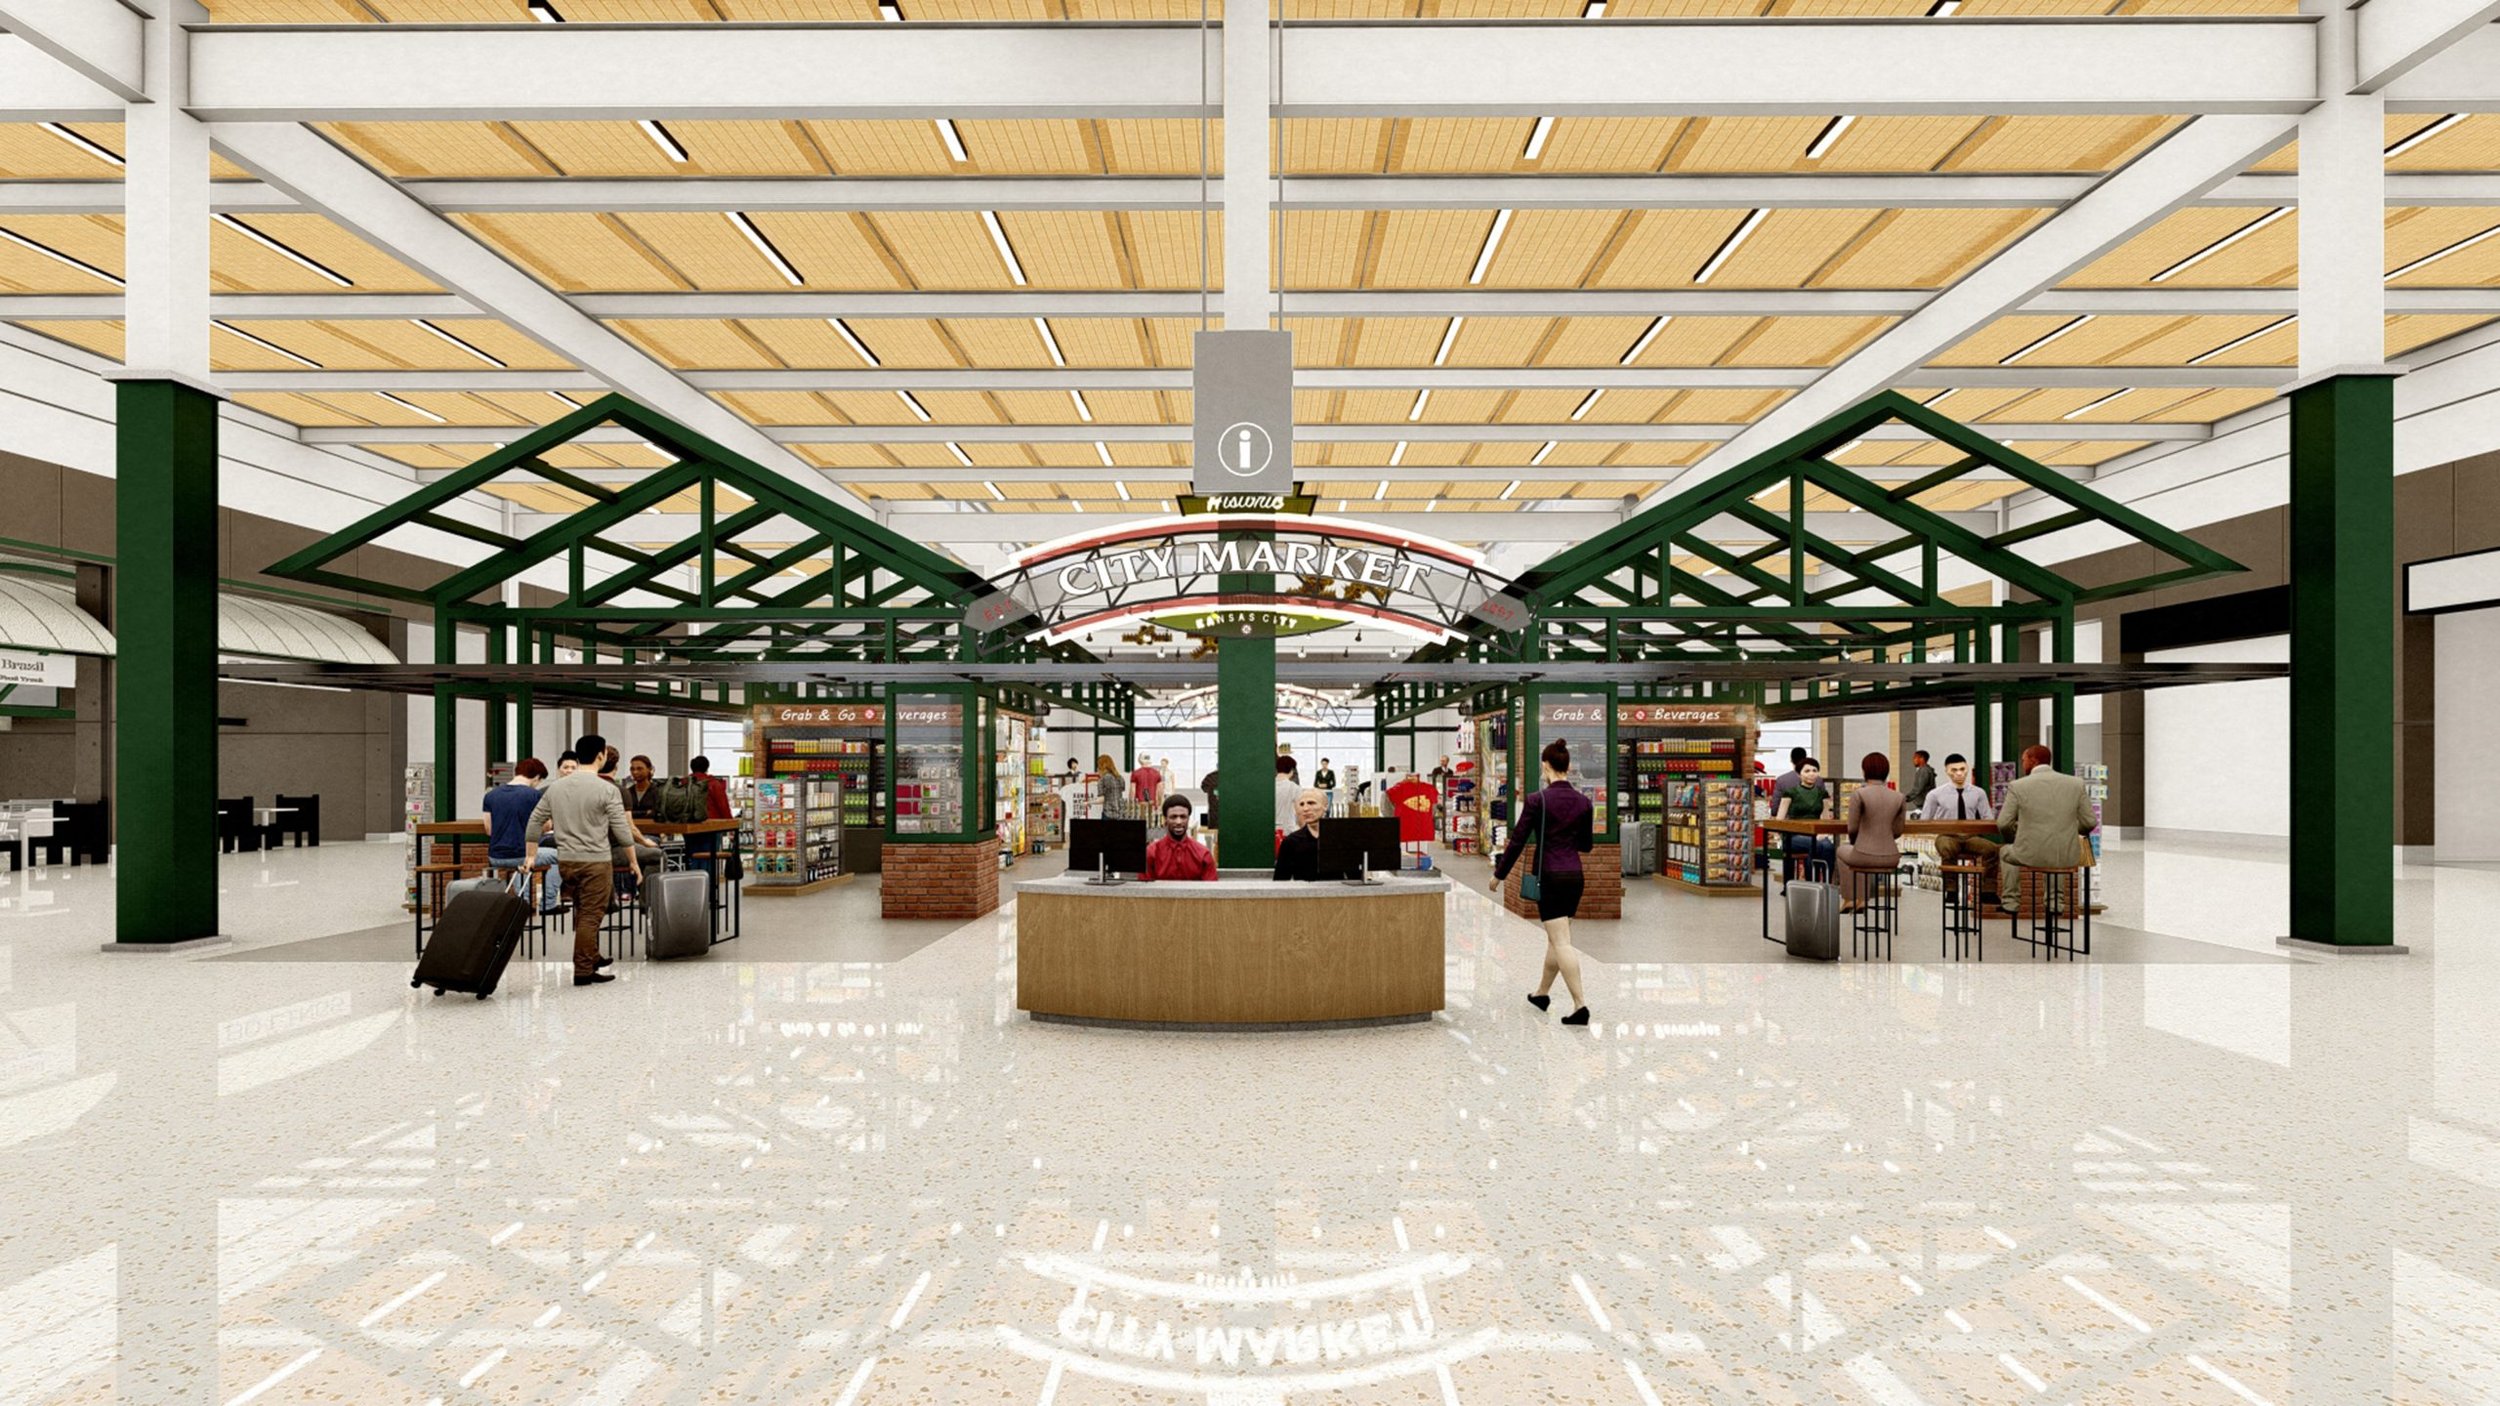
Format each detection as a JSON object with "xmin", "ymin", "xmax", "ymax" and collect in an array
[
  {"xmin": 218, "ymin": 594, "xmax": 398, "ymax": 666},
  {"xmin": 0, "ymin": 569, "xmax": 114, "ymax": 657}
]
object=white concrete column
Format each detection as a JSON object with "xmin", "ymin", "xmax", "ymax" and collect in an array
[
  {"xmin": 1221, "ymin": 0, "xmax": 1271, "ymax": 330},
  {"xmin": 2298, "ymin": 0, "xmax": 2387, "ymax": 376},
  {"xmin": 119, "ymin": 1, "xmax": 212, "ymax": 385}
]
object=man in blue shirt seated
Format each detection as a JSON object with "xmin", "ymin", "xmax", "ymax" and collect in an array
[{"xmin": 482, "ymin": 758, "xmax": 561, "ymax": 913}]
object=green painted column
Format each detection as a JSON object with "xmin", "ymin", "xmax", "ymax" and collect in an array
[
  {"xmin": 513, "ymin": 684, "xmax": 535, "ymax": 762},
  {"xmin": 432, "ymin": 611, "xmax": 458, "ymax": 821},
  {"xmin": 1216, "ymin": 631, "xmax": 1277, "ymax": 871},
  {"xmin": 482, "ymin": 624, "xmax": 508, "ymax": 764},
  {"xmin": 2288, "ymin": 372, "xmax": 2398, "ymax": 947},
  {"xmin": 113, "ymin": 380, "xmax": 221, "ymax": 945}
]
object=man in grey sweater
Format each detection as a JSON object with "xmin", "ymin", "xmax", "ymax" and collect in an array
[{"xmin": 528, "ymin": 734, "xmax": 642, "ymax": 986}]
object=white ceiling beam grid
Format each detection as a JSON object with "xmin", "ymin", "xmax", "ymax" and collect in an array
[
  {"xmin": 333, "ymin": 419, "xmax": 2202, "ymax": 447},
  {"xmin": 0, "ymin": 0, "xmax": 143, "ymax": 103},
  {"xmin": 2353, "ymin": 0, "xmax": 2500, "ymax": 96}
]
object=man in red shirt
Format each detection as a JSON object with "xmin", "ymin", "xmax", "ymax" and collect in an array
[{"xmin": 1141, "ymin": 796, "xmax": 1217, "ymax": 882}]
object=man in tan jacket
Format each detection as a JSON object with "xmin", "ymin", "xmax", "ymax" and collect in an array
[
  {"xmin": 1996, "ymin": 744, "xmax": 2097, "ymax": 912},
  {"xmin": 527, "ymin": 733, "xmax": 642, "ymax": 986}
]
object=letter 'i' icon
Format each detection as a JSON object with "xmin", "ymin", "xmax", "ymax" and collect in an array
[{"xmin": 1236, "ymin": 427, "xmax": 1253, "ymax": 468}]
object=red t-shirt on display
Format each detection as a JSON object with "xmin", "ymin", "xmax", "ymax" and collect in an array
[
  {"xmin": 1387, "ymin": 777, "xmax": 1440, "ymax": 844},
  {"xmin": 1130, "ymin": 766, "xmax": 1163, "ymax": 803}
]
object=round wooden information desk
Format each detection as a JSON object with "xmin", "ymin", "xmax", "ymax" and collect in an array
[{"xmin": 1014, "ymin": 873, "xmax": 1450, "ymax": 1031}]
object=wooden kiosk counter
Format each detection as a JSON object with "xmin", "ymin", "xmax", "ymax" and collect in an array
[{"xmin": 1014, "ymin": 873, "xmax": 1450, "ymax": 1030}]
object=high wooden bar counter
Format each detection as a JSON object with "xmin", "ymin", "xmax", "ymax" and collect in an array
[{"xmin": 1014, "ymin": 873, "xmax": 1450, "ymax": 1030}]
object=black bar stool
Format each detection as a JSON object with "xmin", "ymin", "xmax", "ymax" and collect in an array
[
  {"xmin": 1939, "ymin": 862, "xmax": 1985, "ymax": 961},
  {"xmin": 2013, "ymin": 867, "xmax": 2089, "ymax": 960},
  {"xmin": 1850, "ymin": 869, "xmax": 1898, "ymax": 961}
]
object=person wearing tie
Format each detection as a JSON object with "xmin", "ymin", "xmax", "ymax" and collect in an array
[{"xmin": 1922, "ymin": 753, "xmax": 2000, "ymax": 906}]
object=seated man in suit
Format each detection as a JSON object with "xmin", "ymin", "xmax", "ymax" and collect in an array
[{"xmin": 1996, "ymin": 744, "xmax": 2098, "ymax": 912}]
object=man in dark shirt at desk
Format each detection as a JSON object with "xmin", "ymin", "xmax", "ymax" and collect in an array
[{"xmin": 1272, "ymin": 787, "xmax": 1327, "ymax": 880}]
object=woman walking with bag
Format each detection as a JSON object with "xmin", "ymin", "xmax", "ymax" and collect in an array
[{"xmin": 1493, "ymin": 739, "xmax": 1596, "ymax": 1027}]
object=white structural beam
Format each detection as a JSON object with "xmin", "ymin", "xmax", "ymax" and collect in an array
[
  {"xmin": 1675, "ymin": 114, "xmax": 2300, "ymax": 490},
  {"xmin": 181, "ymin": 20, "xmax": 2319, "ymax": 122},
  {"xmin": 118, "ymin": 0, "xmax": 211, "ymax": 386},
  {"xmin": 0, "ymin": 0, "xmax": 143, "ymax": 103},
  {"xmin": 12, "ymin": 286, "xmax": 2500, "ymax": 323},
  {"xmin": 1224, "ymin": 0, "xmax": 1270, "ymax": 331},
  {"xmin": 2305, "ymin": 1, "xmax": 2391, "ymax": 376},
  {"xmin": 207, "ymin": 365, "xmax": 2288, "ymax": 394},
  {"xmin": 208, "ymin": 121, "xmax": 865, "ymax": 511},
  {"xmin": 2353, "ymin": 0, "xmax": 2500, "ymax": 95},
  {"xmin": 417, "ymin": 462, "xmax": 2059, "ymax": 490},
  {"xmin": 507, "ymin": 507, "xmax": 1989, "ymax": 545},
  {"xmin": 336, "ymin": 420, "xmax": 2205, "ymax": 447},
  {"xmin": 0, "ymin": 34, "xmax": 122, "ymax": 119},
  {"xmin": 2382, "ymin": 21, "xmax": 2500, "ymax": 109},
  {"xmin": 12, "ymin": 171, "xmax": 2500, "ymax": 217}
]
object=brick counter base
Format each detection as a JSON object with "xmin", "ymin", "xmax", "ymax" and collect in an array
[
  {"xmin": 1501, "ymin": 843, "xmax": 1623, "ymax": 921},
  {"xmin": 882, "ymin": 838, "xmax": 1002, "ymax": 920}
]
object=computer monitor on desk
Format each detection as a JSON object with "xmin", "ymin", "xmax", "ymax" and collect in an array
[
  {"xmin": 1068, "ymin": 818, "xmax": 1147, "ymax": 885},
  {"xmin": 1320, "ymin": 817, "xmax": 1403, "ymax": 885}
]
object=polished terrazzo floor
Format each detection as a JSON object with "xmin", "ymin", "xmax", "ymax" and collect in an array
[{"xmin": 0, "ymin": 838, "xmax": 2492, "ymax": 1405}]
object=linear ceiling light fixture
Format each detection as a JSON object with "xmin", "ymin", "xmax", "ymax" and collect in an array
[
  {"xmin": 376, "ymin": 391, "xmax": 446, "ymax": 423},
  {"xmin": 1501, "ymin": 480, "xmax": 1521, "ymax": 500},
  {"xmin": 412, "ymin": 319, "xmax": 506, "ymax": 368},
  {"xmin": 2149, "ymin": 207, "xmax": 2289, "ymax": 283},
  {"xmin": 1693, "ymin": 208, "xmax": 1767, "ymax": 284},
  {"xmin": 1998, "ymin": 314, "xmax": 2092, "ymax": 364},
  {"xmin": 1927, "ymin": 1, "xmax": 1960, "ymax": 13},
  {"xmin": 2386, "ymin": 222, "xmax": 2500, "ymax": 280},
  {"xmin": 546, "ymin": 391, "xmax": 580, "ymax": 410},
  {"xmin": 877, "ymin": 1, "xmax": 901, "ymax": 17},
  {"xmin": 726, "ymin": 211, "xmax": 803, "ymax": 286},
  {"xmin": 1035, "ymin": 317, "xmax": 1066, "ymax": 366},
  {"xmin": 39, "ymin": 123, "xmax": 122, "ymax": 166},
  {"xmin": 1069, "ymin": 389, "xmax": 1093, "ymax": 422},
  {"xmin": 215, "ymin": 214, "xmax": 354, "ymax": 287},
  {"xmin": 0, "ymin": 226, "xmax": 123, "ymax": 287},
  {"xmin": 1407, "ymin": 390, "xmax": 1431, "ymax": 422},
  {"xmin": 1114, "ymin": 478, "xmax": 1130, "ymax": 500},
  {"xmin": 828, "ymin": 318, "xmax": 879, "ymax": 366},
  {"xmin": 949, "ymin": 442, "xmax": 976, "ymax": 467},
  {"xmin": 1389, "ymin": 440, "xmax": 1408, "ymax": 466},
  {"xmin": 1522, "ymin": 117, "xmax": 1555, "ymax": 162},
  {"xmin": 980, "ymin": 476, "xmax": 1002, "ymax": 498},
  {"xmin": 1373, "ymin": 480, "xmax": 1389, "ymax": 500},
  {"xmin": 2186, "ymin": 315, "xmax": 2294, "ymax": 365},
  {"xmin": 1582, "ymin": 0, "xmax": 1605, "ymax": 15},
  {"xmin": 980, "ymin": 211, "xmax": 1028, "ymax": 286},
  {"xmin": 1530, "ymin": 440, "xmax": 1556, "ymax": 466},
  {"xmin": 528, "ymin": 0, "xmax": 564, "ymax": 19},
  {"xmin": 1096, "ymin": 441, "xmax": 1115, "ymax": 467},
  {"xmin": 638, "ymin": 120, "xmax": 690, "ymax": 164},
  {"xmin": 897, "ymin": 390, "xmax": 932, "ymax": 421},
  {"xmin": 2060, "ymin": 389, "xmax": 2132, "ymax": 421},
  {"xmin": 1804, "ymin": 115, "xmax": 1855, "ymax": 161},
  {"xmin": 936, "ymin": 119, "xmax": 970, "ymax": 165},
  {"xmin": 214, "ymin": 320, "xmax": 320, "ymax": 368},
  {"xmin": 1621, "ymin": 315, "xmax": 1671, "ymax": 364},
  {"xmin": 1468, "ymin": 210, "xmax": 1514, "ymax": 285},
  {"xmin": 2385, "ymin": 114, "xmax": 2467, "ymax": 160},
  {"xmin": 1569, "ymin": 388, "xmax": 1605, "ymax": 420},
  {"xmin": 1433, "ymin": 317, "xmax": 1464, "ymax": 366}
]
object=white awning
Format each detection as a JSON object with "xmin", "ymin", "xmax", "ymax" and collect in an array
[
  {"xmin": 0, "ymin": 570, "xmax": 114, "ymax": 657},
  {"xmin": 219, "ymin": 594, "xmax": 400, "ymax": 666}
]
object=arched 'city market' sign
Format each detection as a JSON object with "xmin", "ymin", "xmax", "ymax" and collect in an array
[{"xmin": 974, "ymin": 513, "xmax": 1516, "ymax": 644}]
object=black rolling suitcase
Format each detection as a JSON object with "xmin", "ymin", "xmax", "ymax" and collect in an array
[{"xmin": 412, "ymin": 887, "xmax": 532, "ymax": 999}]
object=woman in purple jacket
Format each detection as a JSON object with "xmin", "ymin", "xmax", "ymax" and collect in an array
[{"xmin": 1493, "ymin": 739, "xmax": 1597, "ymax": 1027}]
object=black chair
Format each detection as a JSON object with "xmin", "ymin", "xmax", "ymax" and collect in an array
[
  {"xmin": 1849, "ymin": 868, "xmax": 1899, "ymax": 962},
  {"xmin": 217, "ymin": 796, "xmax": 256, "ymax": 854},
  {"xmin": 273, "ymin": 793, "xmax": 321, "ymax": 847},
  {"xmin": 2012, "ymin": 866, "xmax": 2090, "ymax": 960},
  {"xmin": 30, "ymin": 800, "xmax": 109, "ymax": 867},
  {"xmin": 1939, "ymin": 862, "xmax": 1985, "ymax": 961}
]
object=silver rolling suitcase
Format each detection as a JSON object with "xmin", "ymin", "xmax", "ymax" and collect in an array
[
  {"xmin": 1783, "ymin": 862, "xmax": 1841, "ymax": 962},
  {"xmin": 644, "ymin": 871, "xmax": 712, "ymax": 960}
]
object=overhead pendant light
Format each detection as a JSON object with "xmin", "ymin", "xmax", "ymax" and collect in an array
[
  {"xmin": 980, "ymin": 211, "xmax": 1028, "ymax": 285},
  {"xmin": 727, "ymin": 211, "xmax": 804, "ymax": 286},
  {"xmin": 1693, "ymin": 208, "xmax": 1766, "ymax": 285},
  {"xmin": 1803, "ymin": 115, "xmax": 1855, "ymax": 162},
  {"xmin": 0, "ymin": 227, "xmax": 123, "ymax": 287},
  {"xmin": 215, "ymin": 321, "xmax": 320, "ymax": 369},
  {"xmin": 1569, "ymin": 388, "xmax": 1605, "ymax": 421},
  {"xmin": 897, "ymin": 390, "xmax": 933, "ymax": 422},
  {"xmin": 1521, "ymin": 117, "xmax": 1554, "ymax": 162},
  {"xmin": 215, "ymin": 214, "xmax": 354, "ymax": 287},
  {"xmin": 2386, "ymin": 222, "xmax": 2500, "ymax": 281},
  {"xmin": 638, "ymin": 120, "xmax": 690, "ymax": 164},
  {"xmin": 1432, "ymin": 317, "xmax": 1464, "ymax": 366},
  {"xmin": 2385, "ymin": 113, "xmax": 2467, "ymax": 160},
  {"xmin": 2186, "ymin": 315, "xmax": 2294, "ymax": 365},
  {"xmin": 412, "ymin": 318, "xmax": 507, "ymax": 368},
  {"xmin": 1998, "ymin": 315, "xmax": 2092, "ymax": 364},
  {"xmin": 1620, "ymin": 315, "xmax": 1670, "ymax": 365},
  {"xmin": 2148, "ymin": 207, "xmax": 2289, "ymax": 283},
  {"xmin": 38, "ymin": 122, "xmax": 122, "ymax": 166},
  {"xmin": 1468, "ymin": 209, "xmax": 1514, "ymax": 285},
  {"xmin": 828, "ymin": 317, "xmax": 880, "ymax": 366}
]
